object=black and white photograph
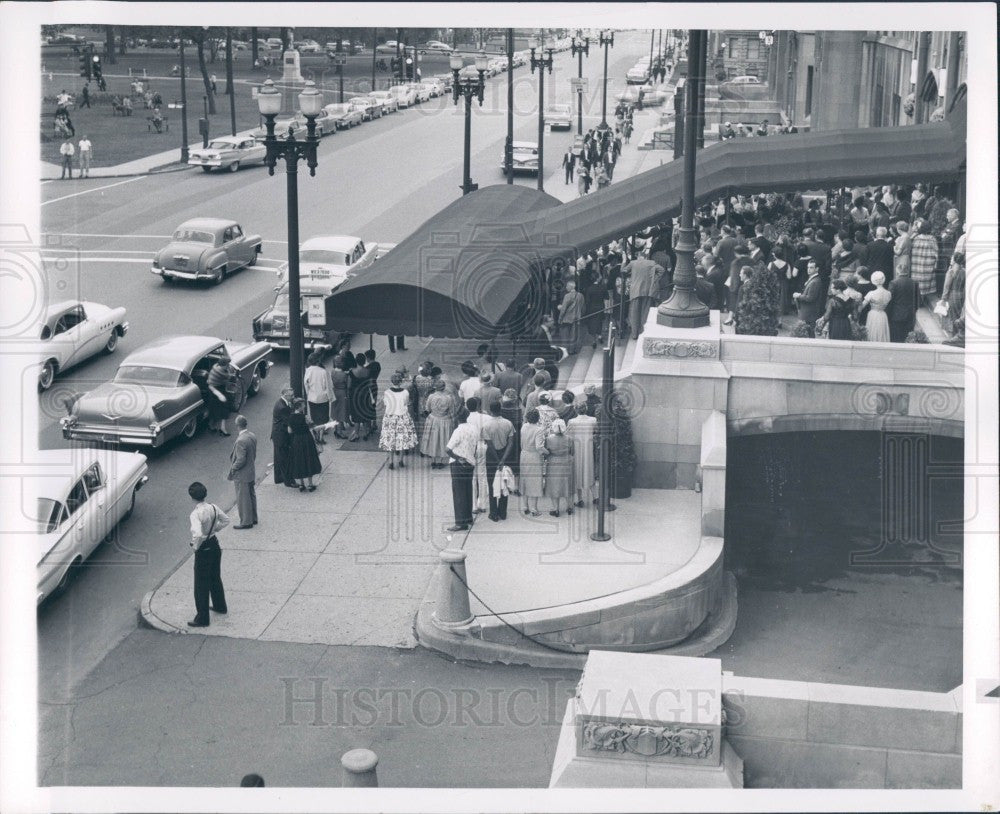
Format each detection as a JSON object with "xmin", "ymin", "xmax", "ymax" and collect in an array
[{"xmin": 0, "ymin": 2, "xmax": 997, "ymax": 812}]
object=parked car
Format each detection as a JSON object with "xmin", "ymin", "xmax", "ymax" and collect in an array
[
  {"xmin": 61, "ymin": 335, "xmax": 273, "ymax": 447},
  {"xmin": 188, "ymin": 136, "xmax": 266, "ymax": 173},
  {"xmin": 432, "ymin": 73, "xmax": 454, "ymax": 92},
  {"xmin": 323, "ymin": 102, "xmax": 364, "ymax": 128},
  {"xmin": 367, "ymin": 91, "xmax": 399, "ymax": 113},
  {"xmin": 34, "ymin": 449, "xmax": 149, "ymax": 604},
  {"xmin": 544, "ymin": 103, "xmax": 573, "ymax": 130},
  {"xmin": 388, "ymin": 84, "xmax": 417, "ymax": 108},
  {"xmin": 265, "ymin": 37, "xmax": 284, "ymax": 51},
  {"xmin": 36, "ymin": 300, "xmax": 129, "ymax": 392},
  {"xmin": 296, "ymin": 39, "xmax": 321, "ymax": 53},
  {"xmin": 375, "ymin": 40, "xmax": 398, "ymax": 54},
  {"xmin": 150, "ymin": 218, "xmax": 262, "ymax": 285},
  {"xmin": 616, "ymin": 84, "xmax": 667, "ymax": 107},
  {"xmin": 407, "ymin": 82, "xmax": 432, "ymax": 103},
  {"xmin": 503, "ymin": 141, "xmax": 539, "ymax": 175},
  {"xmin": 722, "ymin": 75, "xmax": 762, "ymax": 86},
  {"xmin": 254, "ymin": 237, "xmax": 394, "ymax": 351},
  {"xmin": 423, "ymin": 77, "xmax": 446, "ymax": 97},
  {"xmin": 348, "ymin": 96, "xmax": 382, "ymax": 120},
  {"xmin": 487, "ymin": 58, "xmax": 507, "ymax": 74},
  {"xmin": 626, "ymin": 65, "xmax": 650, "ymax": 84},
  {"xmin": 419, "ymin": 41, "xmax": 452, "ymax": 55}
]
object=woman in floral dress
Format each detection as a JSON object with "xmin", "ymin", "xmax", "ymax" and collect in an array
[{"xmin": 379, "ymin": 372, "xmax": 417, "ymax": 470}]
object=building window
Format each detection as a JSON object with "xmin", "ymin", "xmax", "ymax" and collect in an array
[
  {"xmin": 728, "ymin": 37, "xmax": 741, "ymax": 59},
  {"xmin": 747, "ymin": 39, "xmax": 761, "ymax": 60},
  {"xmin": 805, "ymin": 65, "xmax": 814, "ymax": 117}
]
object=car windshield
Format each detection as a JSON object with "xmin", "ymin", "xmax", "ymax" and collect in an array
[
  {"xmin": 272, "ymin": 291, "xmax": 323, "ymax": 313},
  {"xmin": 515, "ymin": 147, "xmax": 538, "ymax": 155},
  {"xmin": 300, "ymin": 249, "xmax": 350, "ymax": 265},
  {"xmin": 34, "ymin": 498, "xmax": 63, "ymax": 534},
  {"xmin": 114, "ymin": 365, "xmax": 186, "ymax": 387},
  {"xmin": 207, "ymin": 140, "xmax": 234, "ymax": 149},
  {"xmin": 172, "ymin": 228, "xmax": 215, "ymax": 244}
]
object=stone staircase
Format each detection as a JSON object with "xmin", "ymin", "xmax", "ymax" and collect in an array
[{"xmin": 556, "ymin": 331, "xmax": 638, "ymax": 395}]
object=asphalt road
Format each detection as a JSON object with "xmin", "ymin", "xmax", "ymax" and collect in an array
[{"xmin": 36, "ymin": 32, "xmax": 654, "ymax": 699}]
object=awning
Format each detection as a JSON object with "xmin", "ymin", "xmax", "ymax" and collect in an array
[{"xmin": 325, "ymin": 185, "xmax": 568, "ymax": 338}]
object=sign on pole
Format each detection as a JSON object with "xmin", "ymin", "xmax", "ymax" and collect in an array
[
  {"xmin": 306, "ymin": 298, "xmax": 325, "ymax": 327},
  {"xmin": 570, "ymin": 76, "xmax": 589, "ymax": 92}
]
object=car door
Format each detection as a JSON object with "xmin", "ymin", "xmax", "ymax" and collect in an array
[
  {"xmin": 63, "ymin": 475, "xmax": 92, "ymax": 565},
  {"xmin": 53, "ymin": 306, "xmax": 88, "ymax": 370},
  {"xmin": 242, "ymin": 138, "xmax": 265, "ymax": 163},
  {"xmin": 224, "ymin": 225, "xmax": 249, "ymax": 269},
  {"xmin": 80, "ymin": 462, "xmax": 114, "ymax": 554},
  {"xmin": 73, "ymin": 304, "xmax": 107, "ymax": 363}
]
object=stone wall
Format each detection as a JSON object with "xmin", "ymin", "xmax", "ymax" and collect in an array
[{"xmin": 721, "ymin": 675, "xmax": 962, "ymax": 788}]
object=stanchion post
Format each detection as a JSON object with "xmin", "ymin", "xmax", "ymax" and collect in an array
[
  {"xmin": 432, "ymin": 549, "xmax": 474, "ymax": 629},
  {"xmin": 341, "ymin": 749, "xmax": 379, "ymax": 787}
]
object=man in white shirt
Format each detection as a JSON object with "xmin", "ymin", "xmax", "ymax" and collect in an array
[
  {"xmin": 77, "ymin": 135, "xmax": 92, "ymax": 177},
  {"xmin": 458, "ymin": 362, "xmax": 481, "ymax": 404},
  {"xmin": 59, "ymin": 139, "xmax": 75, "ymax": 179},
  {"xmin": 445, "ymin": 410, "xmax": 479, "ymax": 531},
  {"xmin": 187, "ymin": 481, "xmax": 229, "ymax": 626}
]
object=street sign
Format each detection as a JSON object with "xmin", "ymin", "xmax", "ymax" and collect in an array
[
  {"xmin": 570, "ymin": 77, "xmax": 589, "ymax": 92},
  {"xmin": 306, "ymin": 298, "xmax": 325, "ymax": 326}
]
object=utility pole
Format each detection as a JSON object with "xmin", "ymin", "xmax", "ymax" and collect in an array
[
  {"xmin": 506, "ymin": 28, "xmax": 514, "ymax": 184},
  {"xmin": 225, "ymin": 28, "xmax": 236, "ymax": 136}
]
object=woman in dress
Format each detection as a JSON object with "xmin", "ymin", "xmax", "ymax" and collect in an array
[
  {"xmin": 543, "ymin": 419, "xmax": 575, "ymax": 517},
  {"xmin": 346, "ymin": 355, "xmax": 372, "ymax": 442},
  {"xmin": 420, "ymin": 379, "xmax": 455, "ymax": 469},
  {"xmin": 860, "ymin": 270, "xmax": 892, "ymax": 343},
  {"xmin": 379, "ymin": 372, "xmax": 417, "ymax": 470},
  {"xmin": 519, "ymin": 408, "xmax": 546, "ymax": 517},
  {"xmin": 909, "ymin": 219, "xmax": 940, "ymax": 305},
  {"xmin": 303, "ymin": 352, "xmax": 333, "ymax": 445},
  {"xmin": 816, "ymin": 279, "xmax": 854, "ymax": 340},
  {"xmin": 893, "ymin": 221, "xmax": 913, "ymax": 279},
  {"xmin": 767, "ymin": 245, "xmax": 793, "ymax": 315},
  {"xmin": 329, "ymin": 355, "xmax": 351, "ymax": 439},
  {"xmin": 205, "ymin": 355, "xmax": 236, "ymax": 435},
  {"xmin": 412, "ymin": 361, "xmax": 435, "ymax": 430},
  {"xmin": 286, "ymin": 398, "xmax": 322, "ymax": 492},
  {"xmin": 833, "ymin": 239, "xmax": 858, "ymax": 277},
  {"xmin": 567, "ymin": 400, "xmax": 597, "ymax": 509},
  {"xmin": 536, "ymin": 392, "xmax": 559, "ymax": 438}
]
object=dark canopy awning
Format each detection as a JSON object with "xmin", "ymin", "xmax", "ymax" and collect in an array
[
  {"xmin": 326, "ymin": 103, "xmax": 965, "ymax": 338},
  {"xmin": 325, "ymin": 185, "xmax": 568, "ymax": 338}
]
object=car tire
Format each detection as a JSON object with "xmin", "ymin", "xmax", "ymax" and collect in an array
[
  {"xmin": 229, "ymin": 161, "xmax": 240, "ymax": 173},
  {"xmin": 201, "ymin": 166, "xmax": 212, "ymax": 173},
  {"xmin": 55, "ymin": 556, "xmax": 83, "ymax": 595},
  {"xmin": 123, "ymin": 486, "xmax": 138, "ymax": 521},
  {"xmin": 211, "ymin": 266, "xmax": 225, "ymax": 285},
  {"xmin": 104, "ymin": 331, "xmax": 119, "ymax": 354},
  {"xmin": 248, "ymin": 362, "xmax": 266, "ymax": 396},
  {"xmin": 231, "ymin": 379, "xmax": 247, "ymax": 412},
  {"xmin": 38, "ymin": 359, "xmax": 57, "ymax": 392},
  {"xmin": 248, "ymin": 249, "xmax": 259, "ymax": 266},
  {"xmin": 182, "ymin": 416, "xmax": 199, "ymax": 439}
]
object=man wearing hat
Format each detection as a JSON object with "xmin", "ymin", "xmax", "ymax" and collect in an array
[
  {"xmin": 621, "ymin": 248, "xmax": 665, "ymax": 341},
  {"xmin": 556, "ymin": 279, "xmax": 585, "ymax": 355},
  {"xmin": 270, "ymin": 385, "xmax": 297, "ymax": 487},
  {"xmin": 475, "ymin": 371, "xmax": 501, "ymax": 414}
]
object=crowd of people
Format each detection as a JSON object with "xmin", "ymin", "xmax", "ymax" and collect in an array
[{"xmin": 564, "ymin": 121, "xmax": 628, "ymax": 196}]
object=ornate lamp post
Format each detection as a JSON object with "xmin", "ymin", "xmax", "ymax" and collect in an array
[
  {"xmin": 528, "ymin": 37, "xmax": 554, "ymax": 192},
  {"xmin": 597, "ymin": 29, "xmax": 615, "ymax": 130},
  {"xmin": 657, "ymin": 29, "xmax": 710, "ymax": 329},
  {"xmin": 570, "ymin": 31, "xmax": 590, "ymax": 135},
  {"xmin": 450, "ymin": 51, "xmax": 489, "ymax": 196},
  {"xmin": 257, "ymin": 78, "xmax": 324, "ymax": 398}
]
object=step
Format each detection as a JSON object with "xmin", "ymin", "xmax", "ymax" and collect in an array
[
  {"xmin": 581, "ymin": 340, "xmax": 607, "ymax": 387},
  {"xmin": 616, "ymin": 334, "xmax": 639, "ymax": 376},
  {"xmin": 915, "ymin": 301, "xmax": 949, "ymax": 344},
  {"xmin": 562, "ymin": 344, "xmax": 596, "ymax": 391}
]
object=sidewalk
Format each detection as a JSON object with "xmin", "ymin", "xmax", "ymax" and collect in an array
[{"xmin": 42, "ymin": 145, "xmax": 191, "ymax": 179}]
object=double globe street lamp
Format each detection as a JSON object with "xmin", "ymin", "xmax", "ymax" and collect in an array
[
  {"xmin": 570, "ymin": 32, "xmax": 590, "ymax": 136},
  {"xmin": 598, "ymin": 29, "xmax": 615, "ymax": 130},
  {"xmin": 528, "ymin": 37, "xmax": 554, "ymax": 192},
  {"xmin": 450, "ymin": 51, "xmax": 489, "ymax": 196},
  {"xmin": 257, "ymin": 78, "xmax": 324, "ymax": 399}
]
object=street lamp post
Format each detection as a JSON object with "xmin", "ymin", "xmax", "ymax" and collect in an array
[
  {"xmin": 598, "ymin": 30, "xmax": 614, "ymax": 130},
  {"xmin": 450, "ymin": 51, "xmax": 489, "ymax": 196},
  {"xmin": 529, "ymin": 37, "xmax": 554, "ymax": 192},
  {"xmin": 570, "ymin": 32, "xmax": 590, "ymax": 136},
  {"xmin": 179, "ymin": 35, "xmax": 189, "ymax": 162},
  {"xmin": 656, "ymin": 29, "xmax": 710, "ymax": 329},
  {"xmin": 506, "ymin": 28, "xmax": 514, "ymax": 184},
  {"xmin": 257, "ymin": 79, "xmax": 323, "ymax": 399},
  {"xmin": 333, "ymin": 52, "xmax": 347, "ymax": 102}
]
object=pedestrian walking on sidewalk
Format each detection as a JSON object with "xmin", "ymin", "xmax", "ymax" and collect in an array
[
  {"xmin": 562, "ymin": 148, "xmax": 575, "ymax": 184},
  {"xmin": 445, "ymin": 408, "xmax": 478, "ymax": 531},
  {"xmin": 227, "ymin": 415, "xmax": 258, "ymax": 529},
  {"xmin": 77, "ymin": 135, "xmax": 92, "ymax": 177},
  {"xmin": 270, "ymin": 385, "xmax": 296, "ymax": 486},
  {"xmin": 187, "ymin": 481, "xmax": 229, "ymax": 627}
]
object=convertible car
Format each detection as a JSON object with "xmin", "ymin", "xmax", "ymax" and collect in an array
[
  {"xmin": 37, "ymin": 300, "xmax": 129, "ymax": 391},
  {"xmin": 34, "ymin": 448, "xmax": 149, "ymax": 604},
  {"xmin": 61, "ymin": 335, "xmax": 272, "ymax": 447},
  {"xmin": 151, "ymin": 218, "xmax": 262, "ymax": 285}
]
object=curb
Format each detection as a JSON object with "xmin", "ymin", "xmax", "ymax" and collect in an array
[{"xmin": 42, "ymin": 162, "xmax": 193, "ymax": 182}]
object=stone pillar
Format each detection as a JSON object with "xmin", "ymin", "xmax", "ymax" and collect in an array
[
  {"xmin": 812, "ymin": 31, "xmax": 864, "ymax": 130},
  {"xmin": 281, "ymin": 49, "xmax": 304, "ymax": 83},
  {"xmin": 432, "ymin": 549, "xmax": 474, "ymax": 629},
  {"xmin": 341, "ymin": 749, "xmax": 379, "ymax": 787},
  {"xmin": 550, "ymin": 651, "xmax": 743, "ymax": 787}
]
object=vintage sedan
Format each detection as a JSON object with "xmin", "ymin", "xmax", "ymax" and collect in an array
[
  {"xmin": 252, "ymin": 111, "xmax": 333, "ymax": 140},
  {"xmin": 151, "ymin": 218, "xmax": 262, "ymax": 285},
  {"xmin": 616, "ymin": 84, "xmax": 667, "ymax": 107},
  {"xmin": 367, "ymin": 91, "xmax": 399, "ymax": 113},
  {"xmin": 61, "ymin": 335, "xmax": 272, "ymax": 447},
  {"xmin": 296, "ymin": 39, "xmax": 321, "ymax": 53},
  {"xmin": 387, "ymin": 84, "xmax": 417, "ymax": 108},
  {"xmin": 34, "ymin": 449, "xmax": 149, "ymax": 604},
  {"xmin": 419, "ymin": 41, "xmax": 452, "ymax": 55},
  {"xmin": 37, "ymin": 300, "xmax": 129, "ymax": 392},
  {"xmin": 348, "ymin": 96, "xmax": 382, "ymax": 120},
  {"xmin": 544, "ymin": 103, "xmax": 573, "ymax": 130},
  {"xmin": 188, "ymin": 135, "xmax": 266, "ymax": 173},
  {"xmin": 626, "ymin": 65, "xmax": 650, "ymax": 85},
  {"xmin": 502, "ymin": 141, "xmax": 539, "ymax": 175},
  {"xmin": 323, "ymin": 102, "xmax": 364, "ymax": 129},
  {"xmin": 274, "ymin": 235, "xmax": 388, "ymax": 283},
  {"xmin": 407, "ymin": 82, "xmax": 432, "ymax": 103}
]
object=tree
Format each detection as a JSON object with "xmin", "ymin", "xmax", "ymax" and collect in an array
[
  {"xmin": 182, "ymin": 27, "xmax": 217, "ymax": 114},
  {"xmin": 735, "ymin": 266, "xmax": 781, "ymax": 336},
  {"xmin": 251, "ymin": 26, "xmax": 258, "ymax": 66}
]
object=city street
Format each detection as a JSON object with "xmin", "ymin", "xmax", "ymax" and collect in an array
[{"xmin": 36, "ymin": 31, "xmax": 652, "ymax": 701}]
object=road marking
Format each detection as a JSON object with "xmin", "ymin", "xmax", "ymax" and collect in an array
[{"xmin": 41, "ymin": 177, "xmax": 146, "ymax": 206}]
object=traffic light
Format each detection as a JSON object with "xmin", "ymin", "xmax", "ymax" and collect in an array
[
  {"xmin": 91, "ymin": 54, "xmax": 103, "ymax": 82},
  {"xmin": 405, "ymin": 56, "xmax": 413, "ymax": 80},
  {"xmin": 79, "ymin": 49, "xmax": 91, "ymax": 79}
]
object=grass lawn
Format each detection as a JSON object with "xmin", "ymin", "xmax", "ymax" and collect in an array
[{"xmin": 40, "ymin": 46, "xmax": 460, "ymax": 167}]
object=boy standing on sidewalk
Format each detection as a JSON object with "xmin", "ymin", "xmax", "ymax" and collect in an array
[{"xmin": 78, "ymin": 135, "xmax": 92, "ymax": 178}]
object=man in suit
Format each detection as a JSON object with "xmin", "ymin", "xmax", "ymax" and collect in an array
[
  {"xmin": 713, "ymin": 225, "xmax": 738, "ymax": 270},
  {"xmin": 562, "ymin": 148, "xmax": 575, "ymax": 184},
  {"xmin": 495, "ymin": 357, "xmax": 522, "ymax": 397},
  {"xmin": 887, "ymin": 268, "xmax": 920, "ymax": 343},
  {"xmin": 228, "ymin": 415, "xmax": 258, "ymax": 529},
  {"xmin": 556, "ymin": 279, "xmax": 586, "ymax": 353},
  {"xmin": 867, "ymin": 225, "xmax": 895, "ymax": 282},
  {"xmin": 622, "ymin": 249, "xmax": 665, "ymax": 340},
  {"xmin": 802, "ymin": 228, "xmax": 832, "ymax": 280},
  {"xmin": 270, "ymin": 385, "xmax": 296, "ymax": 487},
  {"xmin": 793, "ymin": 260, "xmax": 825, "ymax": 336}
]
